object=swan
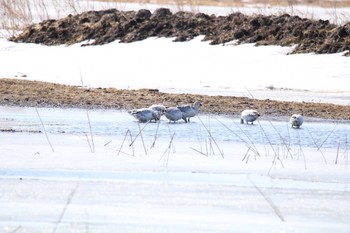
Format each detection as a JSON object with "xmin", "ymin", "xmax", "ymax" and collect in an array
[
  {"xmin": 128, "ymin": 108, "xmax": 160, "ymax": 122},
  {"xmin": 240, "ymin": 109, "xmax": 260, "ymax": 124},
  {"xmin": 290, "ymin": 114, "xmax": 303, "ymax": 128},
  {"xmin": 149, "ymin": 104, "xmax": 166, "ymax": 113},
  {"xmin": 164, "ymin": 107, "xmax": 185, "ymax": 123},
  {"xmin": 177, "ymin": 101, "xmax": 202, "ymax": 123}
]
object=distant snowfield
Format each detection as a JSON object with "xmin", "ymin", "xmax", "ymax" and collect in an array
[
  {"xmin": 0, "ymin": 2, "xmax": 350, "ymax": 233},
  {"xmin": 0, "ymin": 37, "xmax": 350, "ymax": 105}
]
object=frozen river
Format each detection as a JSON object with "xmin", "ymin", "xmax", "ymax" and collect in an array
[
  {"xmin": 1, "ymin": 106, "xmax": 349, "ymax": 150},
  {"xmin": 0, "ymin": 106, "xmax": 349, "ymax": 233}
]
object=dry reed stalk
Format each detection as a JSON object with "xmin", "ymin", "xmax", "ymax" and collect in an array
[
  {"xmin": 117, "ymin": 129, "xmax": 134, "ymax": 156},
  {"xmin": 86, "ymin": 109, "xmax": 95, "ymax": 153},
  {"xmin": 35, "ymin": 108, "xmax": 54, "ymax": 152},
  {"xmin": 318, "ymin": 122, "xmax": 338, "ymax": 151},
  {"xmin": 83, "ymin": 132, "xmax": 93, "ymax": 152},
  {"xmin": 296, "ymin": 129, "xmax": 307, "ymax": 170},
  {"xmin": 137, "ymin": 122, "xmax": 148, "ymax": 156},
  {"xmin": 248, "ymin": 176, "xmax": 285, "ymax": 222},
  {"xmin": 214, "ymin": 116, "xmax": 260, "ymax": 160},
  {"xmin": 268, "ymin": 120, "xmax": 294, "ymax": 159},
  {"xmin": 9, "ymin": 226, "xmax": 22, "ymax": 233},
  {"xmin": 52, "ymin": 183, "xmax": 79, "ymax": 233},
  {"xmin": 190, "ymin": 147, "xmax": 208, "ymax": 156},
  {"xmin": 197, "ymin": 115, "xmax": 224, "ymax": 158},
  {"xmin": 305, "ymin": 127, "xmax": 327, "ymax": 164},
  {"xmin": 160, "ymin": 132, "xmax": 176, "ymax": 167},
  {"xmin": 344, "ymin": 126, "xmax": 349, "ymax": 168},
  {"xmin": 257, "ymin": 121, "xmax": 284, "ymax": 174},
  {"xmin": 104, "ymin": 140, "xmax": 112, "ymax": 146},
  {"xmin": 335, "ymin": 140, "xmax": 341, "ymax": 164},
  {"xmin": 150, "ymin": 120, "xmax": 161, "ymax": 149},
  {"xmin": 129, "ymin": 121, "xmax": 150, "ymax": 147}
]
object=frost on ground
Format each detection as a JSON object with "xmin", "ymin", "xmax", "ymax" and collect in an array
[{"xmin": 0, "ymin": 107, "xmax": 349, "ymax": 233}]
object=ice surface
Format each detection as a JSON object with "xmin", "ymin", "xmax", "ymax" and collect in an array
[{"xmin": 0, "ymin": 106, "xmax": 349, "ymax": 232}]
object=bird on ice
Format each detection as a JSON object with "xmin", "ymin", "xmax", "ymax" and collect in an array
[
  {"xmin": 290, "ymin": 114, "xmax": 303, "ymax": 128},
  {"xmin": 128, "ymin": 108, "xmax": 161, "ymax": 122},
  {"xmin": 149, "ymin": 104, "xmax": 166, "ymax": 119},
  {"xmin": 240, "ymin": 109, "xmax": 260, "ymax": 124},
  {"xmin": 177, "ymin": 101, "xmax": 202, "ymax": 123},
  {"xmin": 164, "ymin": 107, "xmax": 185, "ymax": 123}
]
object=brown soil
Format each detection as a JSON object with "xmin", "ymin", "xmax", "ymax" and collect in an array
[
  {"xmin": 9, "ymin": 8, "xmax": 350, "ymax": 55},
  {"xmin": 1, "ymin": 78, "xmax": 350, "ymax": 121}
]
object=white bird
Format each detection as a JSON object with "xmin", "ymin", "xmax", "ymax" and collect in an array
[
  {"xmin": 290, "ymin": 114, "xmax": 303, "ymax": 128},
  {"xmin": 240, "ymin": 109, "xmax": 260, "ymax": 124},
  {"xmin": 164, "ymin": 107, "xmax": 185, "ymax": 123},
  {"xmin": 177, "ymin": 101, "xmax": 202, "ymax": 123},
  {"xmin": 149, "ymin": 104, "xmax": 166, "ymax": 119},
  {"xmin": 128, "ymin": 108, "xmax": 160, "ymax": 122}
]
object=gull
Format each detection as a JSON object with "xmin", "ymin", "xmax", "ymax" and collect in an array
[
  {"xmin": 240, "ymin": 109, "xmax": 260, "ymax": 124},
  {"xmin": 128, "ymin": 108, "xmax": 160, "ymax": 122},
  {"xmin": 164, "ymin": 107, "xmax": 185, "ymax": 123},
  {"xmin": 177, "ymin": 101, "xmax": 202, "ymax": 123},
  {"xmin": 290, "ymin": 114, "xmax": 303, "ymax": 128}
]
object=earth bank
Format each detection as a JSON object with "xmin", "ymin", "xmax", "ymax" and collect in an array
[
  {"xmin": 1, "ymin": 78, "xmax": 350, "ymax": 121},
  {"xmin": 9, "ymin": 8, "xmax": 350, "ymax": 55}
]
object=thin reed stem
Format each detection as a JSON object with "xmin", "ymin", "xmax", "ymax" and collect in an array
[
  {"xmin": 151, "ymin": 120, "xmax": 161, "ymax": 149},
  {"xmin": 160, "ymin": 132, "xmax": 176, "ymax": 167},
  {"xmin": 213, "ymin": 116, "xmax": 260, "ymax": 159},
  {"xmin": 318, "ymin": 122, "xmax": 338, "ymax": 151},
  {"xmin": 52, "ymin": 183, "xmax": 79, "ymax": 233},
  {"xmin": 248, "ymin": 176, "xmax": 285, "ymax": 222},
  {"xmin": 118, "ymin": 129, "xmax": 134, "ymax": 156},
  {"xmin": 335, "ymin": 140, "xmax": 340, "ymax": 165},
  {"xmin": 85, "ymin": 110, "xmax": 95, "ymax": 153},
  {"xmin": 268, "ymin": 120, "xmax": 294, "ymax": 159},
  {"xmin": 129, "ymin": 121, "xmax": 150, "ymax": 146},
  {"xmin": 197, "ymin": 115, "xmax": 224, "ymax": 158},
  {"xmin": 138, "ymin": 122, "xmax": 147, "ymax": 156},
  {"xmin": 305, "ymin": 127, "xmax": 327, "ymax": 164},
  {"xmin": 35, "ymin": 108, "xmax": 54, "ymax": 152},
  {"xmin": 190, "ymin": 147, "xmax": 208, "ymax": 156},
  {"xmin": 296, "ymin": 129, "xmax": 307, "ymax": 170},
  {"xmin": 9, "ymin": 226, "xmax": 21, "ymax": 233},
  {"xmin": 257, "ymin": 121, "xmax": 284, "ymax": 174}
]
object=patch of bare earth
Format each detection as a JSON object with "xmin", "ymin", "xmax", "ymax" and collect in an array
[
  {"xmin": 1, "ymin": 78, "xmax": 350, "ymax": 121},
  {"xmin": 9, "ymin": 8, "xmax": 350, "ymax": 55}
]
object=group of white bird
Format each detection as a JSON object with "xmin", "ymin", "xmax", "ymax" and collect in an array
[
  {"xmin": 128, "ymin": 101, "xmax": 202, "ymax": 123},
  {"xmin": 128, "ymin": 102, "xmax": 303, "ymax": 128},
  {"xmin": 240, "ymin": 109, "xmax": 304, "ymax": 128}
]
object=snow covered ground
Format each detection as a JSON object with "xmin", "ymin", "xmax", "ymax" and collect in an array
[
  {"xmin": 1, "ymin": 37, "xmax": 350, "ymax": 105},
  {"xmin": 0, "ymin": 1, "xmax": 350, "ymax": 233}
]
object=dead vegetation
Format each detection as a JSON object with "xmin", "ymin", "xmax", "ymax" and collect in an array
[
  {"xmin": 9, "ymin": 8, "xmax": 350, "ymax": 55},
  {"xmin": 1, "ymin": 78, "xmax": 350, "ymax": 120}
]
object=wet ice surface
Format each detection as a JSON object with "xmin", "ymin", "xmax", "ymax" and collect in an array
[
  {"xmin": 0, "ymin": 106, "xmax": 349, "ymax": 149},
  {"xmin": 1, "ymin": 106, "xmax": 350, "ymax": 233}
]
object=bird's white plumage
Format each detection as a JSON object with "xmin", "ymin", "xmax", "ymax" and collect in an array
[
  {"xmin": 240, "ymin": 109, "xmax": 260, "ymax": 124},
  {"xmin": 149, "ymin": 104, "xmax": 166, "ymax": 113},
  {"xmin": 177, "ymin": 101, "xmax": 201, "ymax": 122},
  {"xmin": 290, "ymin": 114, "xmax": 303, "ymax": 128},
  {"xmin": 164, "ymin": 107, "xmax": 184, "ymax": 123},
  {"xmin": 128, "ymin": 108, "xmax": 160, "ymax": 122}
]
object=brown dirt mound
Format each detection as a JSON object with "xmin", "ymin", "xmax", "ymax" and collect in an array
[
  {"xmin": 9, "ymin": 8, "xmax": 350, "ymax": 55},
  {"xmin": 1, "ymin": 78, "xmax": 350, "ymax": 121}
]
